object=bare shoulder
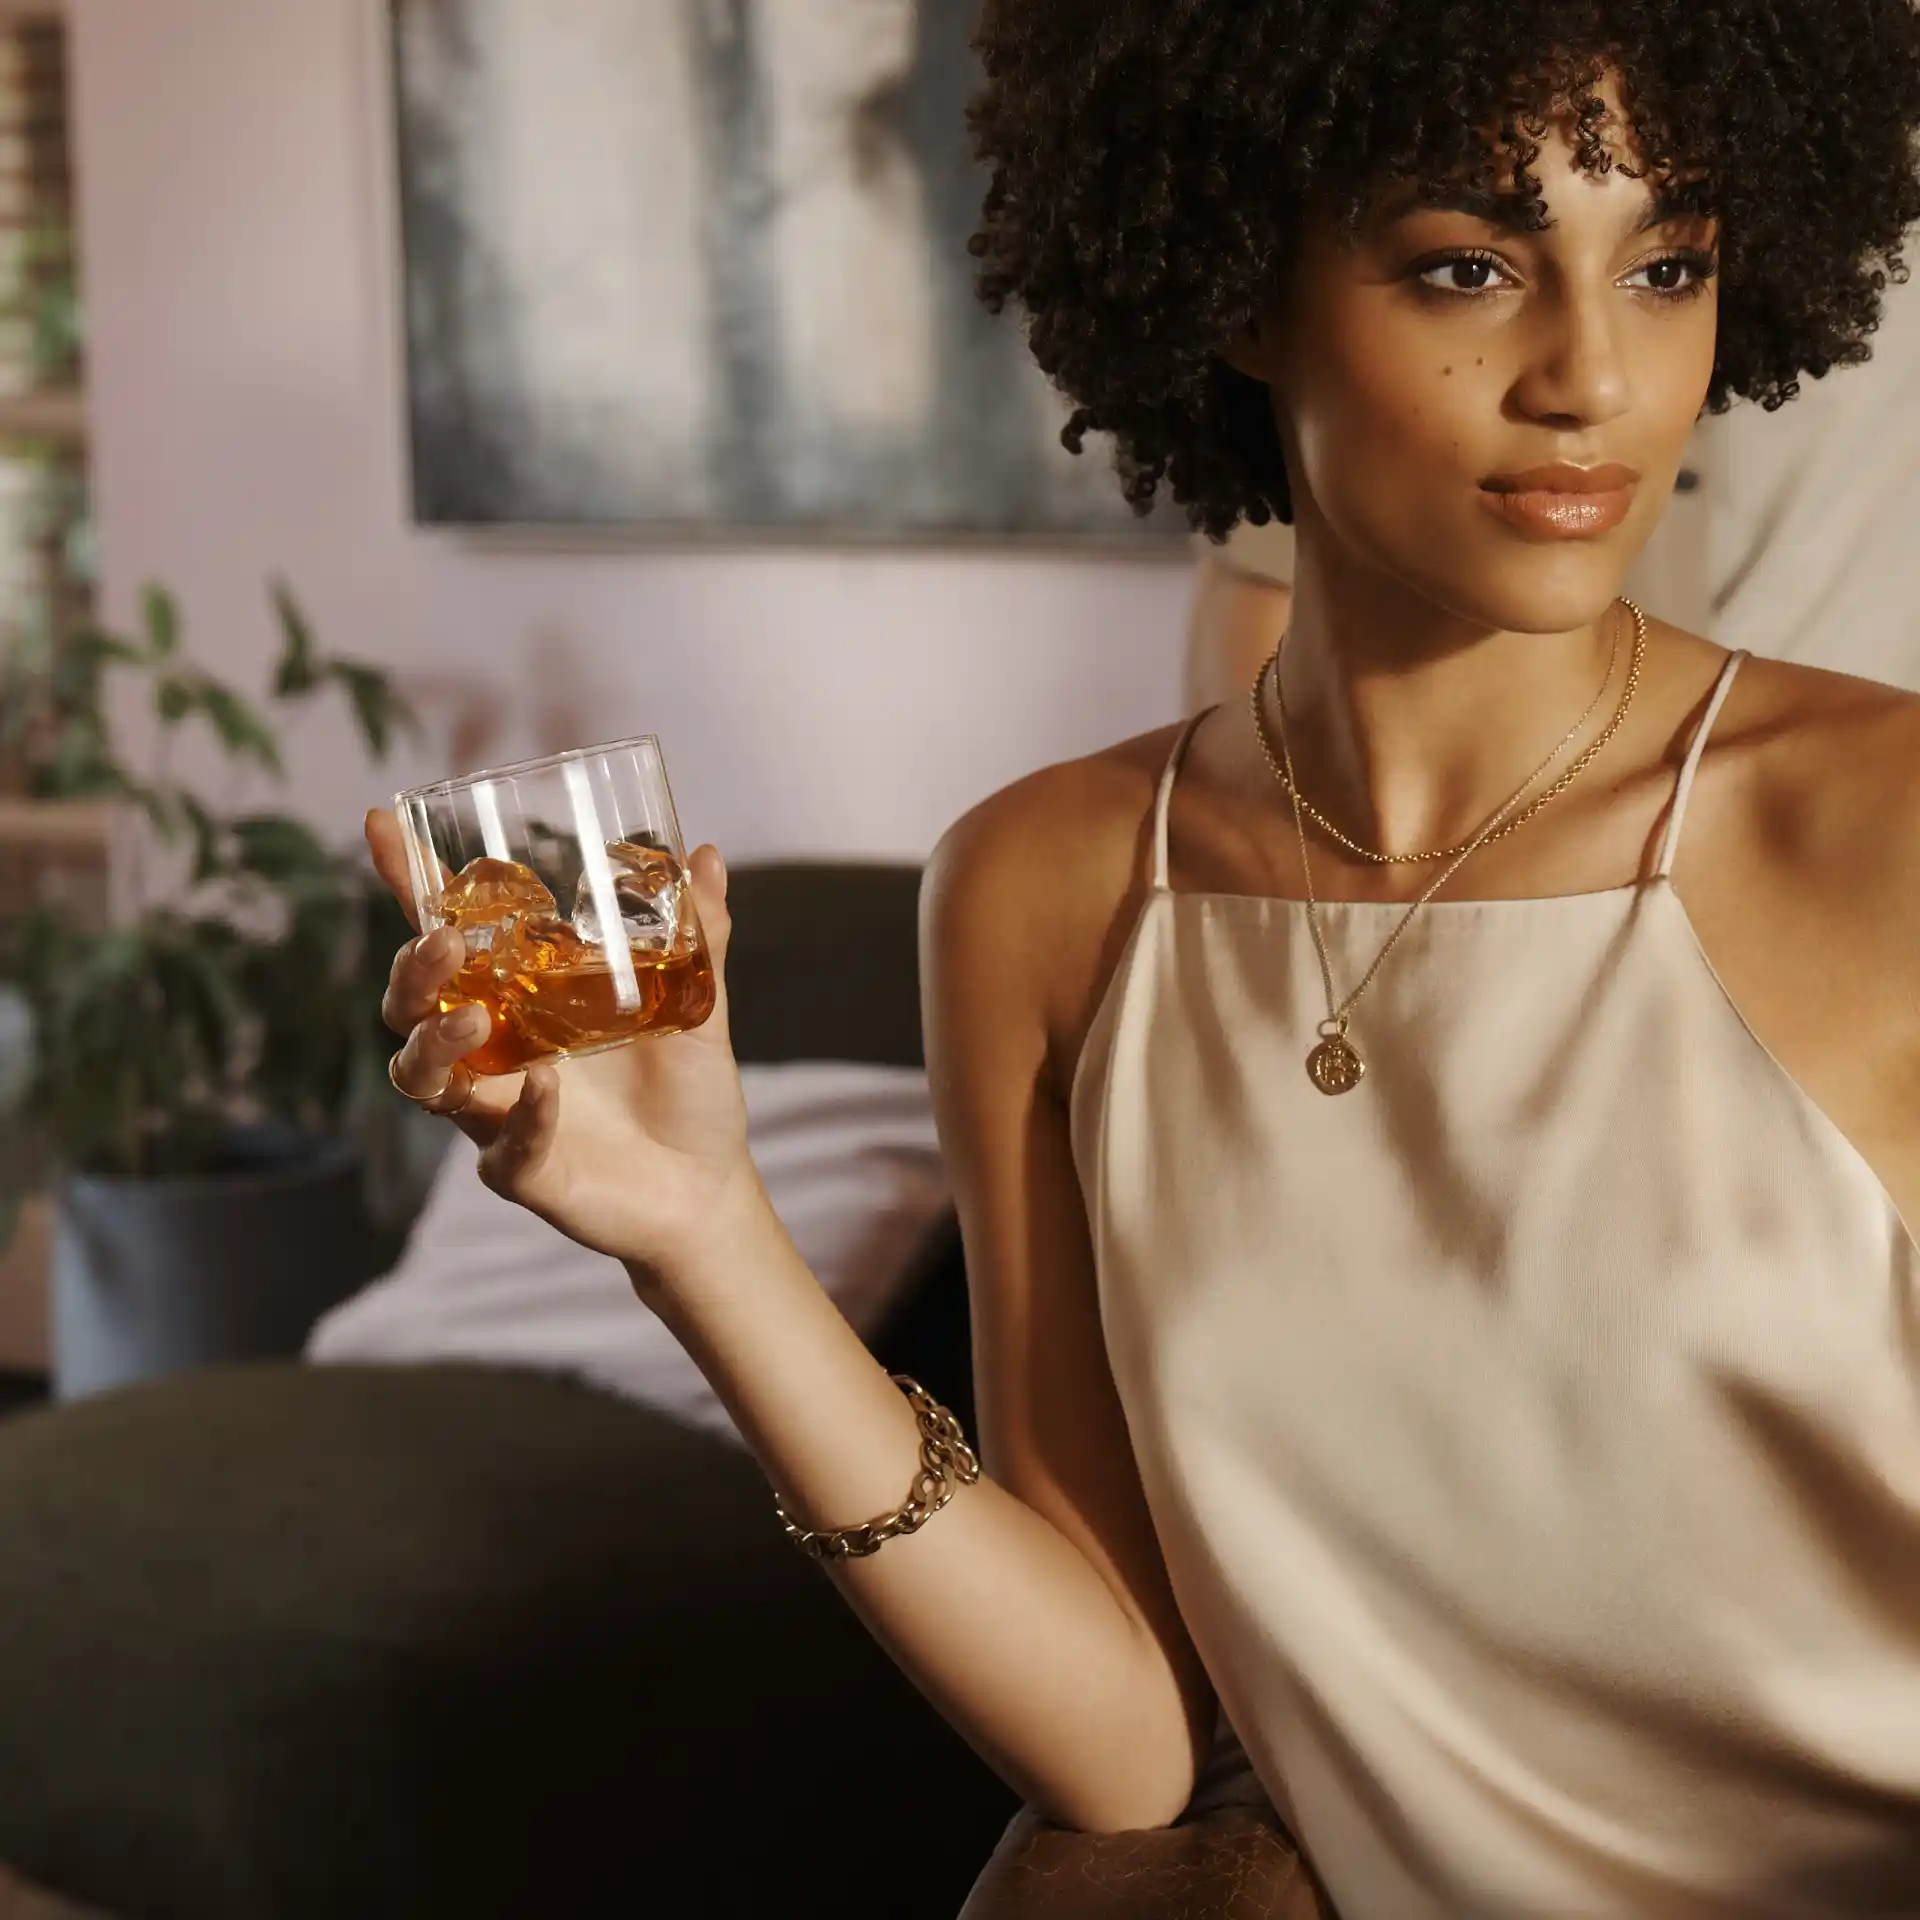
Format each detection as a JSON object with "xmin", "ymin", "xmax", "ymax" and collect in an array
[
  {"xmin": 1721, "ymin": 649, "xmax": 1920, "ymax": 758},
  {"xmin": 1692, "ymin": 653, "xmax": 1920, "ymax": 1061},
  {"xmin": 924, "ymin": 723, "xmax": 1188, "ymax": 1092},
  {"xmin": 1717, "ymin": 654, "xmax": 1920, "ymax": 904},
  {"xmin": 928, "ymin": 723, "xmax": 1181, "ymax": 898}
]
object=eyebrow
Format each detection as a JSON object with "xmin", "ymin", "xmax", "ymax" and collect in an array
[{"xmin": 1379, "ymin": 179, "xmax": 1710, "ymax": 237}]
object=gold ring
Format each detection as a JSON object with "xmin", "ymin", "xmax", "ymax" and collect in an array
[{"xmin": 387, "ymin": 1048, "xmax": 479, "ymax": 1118}]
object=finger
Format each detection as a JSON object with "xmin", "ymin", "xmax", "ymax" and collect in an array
[
  {"xmin": 391, "ymin": 1003, "xmax": 494, "ymax": 1120},
  {"xmin": 476, "ymin": 1062, "xmax": 560, "ymax": 1201},
  {"xmin": 382, "ymin": 925, "xmax": 470, "ymax": 1038},
  {"xmin": 365, "ymin": 809, "xmax": 424, "ymax": 932},
  {"xmin": 684, "ymin": 843, "xmax": 734, "ymax": 1043}
]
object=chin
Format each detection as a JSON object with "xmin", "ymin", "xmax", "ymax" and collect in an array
[{"xmin": 1421, "ymin": 545, "xmax": 1637, "ymax": 638}]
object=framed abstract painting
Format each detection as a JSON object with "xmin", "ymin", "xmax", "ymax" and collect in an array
[{"xmin": 390, "ymin": 0, "xmax": 1188, "ymax": 546}]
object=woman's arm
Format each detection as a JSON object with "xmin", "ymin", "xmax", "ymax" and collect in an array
[
  {"xmin": 371, "ymin": 778, "xmax": 1213, "ymax": 1831},
  {"xmin": 565, "ymin": 795, "xmax": 1212, "ymax": 1832}
]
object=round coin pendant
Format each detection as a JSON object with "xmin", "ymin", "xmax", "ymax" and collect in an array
[{"xmin": 1306, "ymin": 1032, "xmax": 1366, "ymax": 1097}]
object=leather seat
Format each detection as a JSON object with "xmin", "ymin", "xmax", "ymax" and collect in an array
[{"xmin": 961, "ymin": 1802, "xmax": 1336, "ymax": 1919}]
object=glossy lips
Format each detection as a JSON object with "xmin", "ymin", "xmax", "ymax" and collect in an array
[{"xmin": 1480, "ymin": 463, "xmax": 1639, "ymax": 539}]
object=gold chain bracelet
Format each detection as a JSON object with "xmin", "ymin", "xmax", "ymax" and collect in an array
[{"xmin": 775, "ymin": 1376, "xmax": 981, "ymax": 1563}]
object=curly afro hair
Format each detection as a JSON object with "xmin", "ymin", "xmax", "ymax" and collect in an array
[{"xmin": 966, "ymin": 0, "xmax": 1920, "ymax": 538}]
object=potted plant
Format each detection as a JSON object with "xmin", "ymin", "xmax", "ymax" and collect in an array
[{"xmin": 0, "ymin": 581, "xmax": 418, "ymax": 1397}]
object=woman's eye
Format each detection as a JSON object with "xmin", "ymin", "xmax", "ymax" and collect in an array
[
  {"xmin": 1625, "ymin": 252, "xmax": 1717, "ymax": 297},
  {"xmin": 1415, "ymin": 254, "xmax": 1510, "ymax": 295}
]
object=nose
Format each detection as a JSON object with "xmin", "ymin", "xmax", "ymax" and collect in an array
[{"xmin": 1511, "ymin": 282, "xmax": 1633, "ymax": 430}]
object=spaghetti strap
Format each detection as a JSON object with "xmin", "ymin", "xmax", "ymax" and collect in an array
[
  {"xmin": 1151, "ymin": 712, "xmax": 1211, "ymax": 893},
  {"xmin": 1656, "ymin": 649, "xmax": 1749, "ymax": 881}
]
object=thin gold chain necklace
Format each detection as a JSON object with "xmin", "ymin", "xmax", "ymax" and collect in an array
[
  {"xmin": 1265, "ymin": 605, "xmax": 1645, "ymax": 1095},
  {"xmin": 1252, "ymin": 598, "xmax": 1648, "ymax": 865}
]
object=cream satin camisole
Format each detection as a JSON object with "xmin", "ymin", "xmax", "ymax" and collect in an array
[{"xmin": 1071, "ymin": 650, "xmax": 1920, "ymax": 1916}]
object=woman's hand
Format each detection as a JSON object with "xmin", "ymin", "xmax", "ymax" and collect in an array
[{"xmin": 366, "ymin": 808, "xmax": 764, "ymax": 1287}]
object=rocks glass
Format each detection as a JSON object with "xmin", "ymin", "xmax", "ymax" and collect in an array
[{"xmin": 394, "ymin": 736, "xmax": 716, "ymax": 1076}]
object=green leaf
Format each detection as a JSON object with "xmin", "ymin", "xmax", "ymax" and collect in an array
[
  {"xmin": 49, "ymin": 628, "xmax": 141, "ymax": 712},
  {"xmin": 46, "ymin": 716, "xmax": 119, "ymax": 795},
  {"xmin": 47, "ymin": 647, "xmax": 99, "ymax": 712},
  {"xmin": 67, "ymin": 628, "xmax": 146, "ymax": 670},
  {"xmin": 154, "ymin": 930, "xmax": 247, "ymax": 1088},
  {"xmin": 141, "ymin": 584, "xmax": 180, "ymax": 660},
  {"xmin": 329, "ymin": 662, "xmax": 410, "ymax": 761},
  {"xmin": 131, "ymin": 786, "xmax": 223, "ymax": 868},
  {"xmin": 177, "ymin": 792, "xmax": 221, "ymax": 881},
  {"xmin": 50, "ymin": 927, "xmax": 148, "ymax": 1044},
  {"xmin": 271, "ymin": 579, "xmax": 320, "ymax": 698},
  {"xmin": 128, "ymin": 780, "xmax": 180, "ymax": 842},
  {"xmin": 195, "ymin": 680, "xmax": 284, "ymax": 777},
  {"xmin": 156, "ymin": 670, "xmax": 285, "ymax": 772},
  {"xmin": 229, "ymin": 813, "xmax": 337, "ymax": 884}
]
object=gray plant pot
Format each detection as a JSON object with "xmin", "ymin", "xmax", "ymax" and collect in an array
[{"xmin": 52, "ymin": 1130, "xmax": 384, "ymax": 1401}]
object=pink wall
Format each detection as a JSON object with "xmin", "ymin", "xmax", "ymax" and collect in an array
[{"xmin": 68, "ymin": 0, "xmax": 1189, "ymax": 865}]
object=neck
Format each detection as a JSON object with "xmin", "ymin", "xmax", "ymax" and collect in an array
[{"xmin": 1271, "ymin": 539, "xmax": 1623, "ymax": 859}]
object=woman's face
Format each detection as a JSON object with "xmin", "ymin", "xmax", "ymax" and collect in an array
[{"xmin": 1231, "ymin": 86, "xmax": 1720, "ymax": 636}]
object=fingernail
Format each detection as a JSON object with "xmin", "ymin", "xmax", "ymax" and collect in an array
[
  {"xmin": 418, "ymin": 928, "xmax": 452, "ymax": 964},
  {"xmin": 440, "ymin": 1007, "xmax": 486, "ymax": 1042}
]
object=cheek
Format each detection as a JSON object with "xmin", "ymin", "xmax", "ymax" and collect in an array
[
  {"xmin": 1284, "ymin": 334, "xmax": 1490, "ymax": 520},
  {"xmin": 1651, "ymin": 309, "xmax": 1719, "ymax": 441}
]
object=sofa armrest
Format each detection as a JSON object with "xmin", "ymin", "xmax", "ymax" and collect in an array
[
  {"xmin": 0, "ymin": 1863, "xmax": 105, "ymax": 1920},
  {"xmin": 958, "ymin": 1802, "xmax": 1335, "ymax": 1920}
]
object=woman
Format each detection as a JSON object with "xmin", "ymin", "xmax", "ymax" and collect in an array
[
  {"xmin": 371, "ymin": 4, "xmax": 1920, "ymax": 1912},
  {"xmin": 1183, "ymin": 274, "xmax": 1920, "ymax": 710}
]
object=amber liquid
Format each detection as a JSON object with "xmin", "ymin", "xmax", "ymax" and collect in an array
[
  {"xmin": 439, "ymin": 934, "xmax": 716, "ymax": 1076},
  {"xmin": 426, "ymin": 848, "xmax": 717, "ymax": 1076}
]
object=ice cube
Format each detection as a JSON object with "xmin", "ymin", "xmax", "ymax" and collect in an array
[
  {"xmin": 434, "ymin": 857, "xmax": 559, "ymax": 965},
  {"xmin": 570, "ymin": 840, "xmax": 689, "ymax": 955},
  {"xmin": 501, "ymin": 911, "xmax": 588, "ymax": 977}
]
